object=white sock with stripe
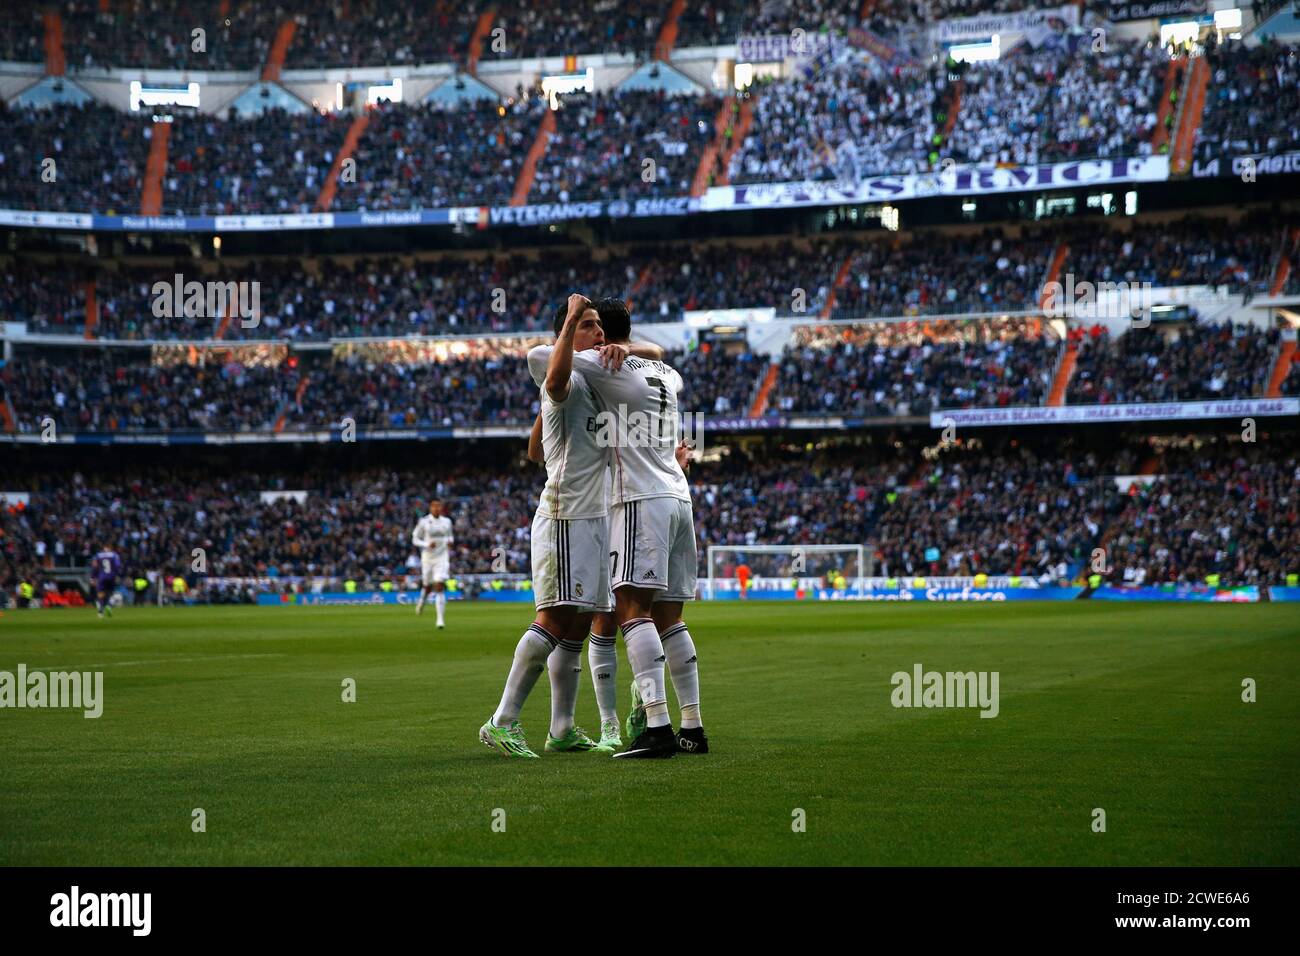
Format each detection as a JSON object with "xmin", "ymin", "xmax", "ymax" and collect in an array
[
  {"xmin": 547, "ymin": 637, "xmax": 584, "ymax": 739},
  {"xmin": 661, "ymin": 622, "xmax": 701, "ymax": 729},
  {"xmin": 587, "ymin": 633, "xmax": 619, "ymax": 725},
  {"xmin": 492, "ymin": 623, "xmax": 555, "ymax": 728},
  {"xmin": 621, "ymin": 617, "xmax": 670, "ymax": 728}
]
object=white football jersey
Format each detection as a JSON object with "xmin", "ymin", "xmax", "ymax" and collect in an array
[
  {"xmin": 527, "ymin": 348, "xmax": 610, "ymax": 520},
  {"xmin": 412, "ymin": 514, "xmax": 453, "ymax": 558},
  {"xmin": 528, "ymin": 345, "xmax": 690, "ymax": 506}
]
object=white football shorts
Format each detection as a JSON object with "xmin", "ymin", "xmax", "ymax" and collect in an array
[
  {"xmin": 609, "ymin": 496, "xmax": 697, "ymax": 602},
  {"xmin": 531, "ymin": 513, "xmax": 613, "ymax": 612},
  {"xmin": 421, "ymin": 552, "xmax": 449, "ymax": 586}
]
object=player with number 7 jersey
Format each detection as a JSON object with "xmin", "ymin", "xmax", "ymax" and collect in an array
[{"xmin": 527, "ymin": 296, "xmax": 705, "ymax": 759}]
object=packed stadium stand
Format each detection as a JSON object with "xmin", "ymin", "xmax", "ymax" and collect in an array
[{"xmin": 1, "ymin": 0, "xmax": 1297, "ymax": 614}]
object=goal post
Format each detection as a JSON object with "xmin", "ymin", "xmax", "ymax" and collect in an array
[{"xmin": 705, "ymin": 544, "xmax": 867, "ymax": 600}]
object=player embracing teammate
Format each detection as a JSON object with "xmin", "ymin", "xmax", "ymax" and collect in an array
[
  {"xmin": 587, "ymin": 298, "xmax": 707, "ymax": 758},
  {"xmin": 480, "ymin": 294, "xmax": 654, "ymax": 757},
  {"xmin": 479, "ymin": 292, "xmax": 707, "ymax": 759}
]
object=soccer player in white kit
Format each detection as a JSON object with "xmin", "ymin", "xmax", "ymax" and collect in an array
[
  {"xmin": 412, "ymin": 499, "xmax": 453, "ymax": 627},
  {"xmin": 480, "ymin": 293, "xmax": 662, "ymax": 758},
  {"xmin": 524, "ymin": 298, "xmax": 704, "ymax": 758}
]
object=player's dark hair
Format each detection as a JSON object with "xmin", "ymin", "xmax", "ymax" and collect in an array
[
  {"xmin": 552, "ymin": 302, "xmax": 569, "ymax": 336},
  {"xmin": 594, "ymin": 297, "xmax": 631, "ymax": 342}
]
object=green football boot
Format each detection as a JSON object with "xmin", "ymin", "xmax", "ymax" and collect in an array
[
  {"xmin": 597, "ymin": 717, "xmax": 622, "ymax": 751},
  {"xmin": 479, "ymin": 719, "xmax": 540, "ymax": 758},
  {"xmin": 624, "ymin": 679, "xmax": 647, "ymax": 741},
  {"xmin": 545, "ymin": 726, "xmax": 612, "ymax": 753}
]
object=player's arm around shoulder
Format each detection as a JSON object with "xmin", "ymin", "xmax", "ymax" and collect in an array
[{"xmin": 629, "ymin": 341, "xmax": 664, "ymax": 361}]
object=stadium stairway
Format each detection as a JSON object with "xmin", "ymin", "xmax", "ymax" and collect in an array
[
  {"xmin": 822, "ymin": 252, "xmax": 855, "ymax": 319},
  {"xmin": 654, "ymin": 0, "xmax": 686, "ymax": 61},
  {"xmin": 214, "ymin": 302, "xmax": 234, "ymax": 340},
  {"xmin": 1151, "ymin": 55, "xmax": 1186, "ymax": 153},
  {"xmin": 467, "ymin": 10, "xmax": 495, "ymax": 75},
  {"xmin": 262, "ymin": 20, "xmax": 296, "ymax": 82},
  {"xmin": 1269, "ymin": 227, "xmax": 1297, "ymax": 295},
  {"xmin": 747, "ymin": 363, "xmax": 779, "ymax": 418},
  {"xmin": 273, "ymin": 376, "xmax": 311, "ymax": 434},
  {"xmin": 140, "ymin": 121, "xmax": 170, "ymax": 216},
  {"xmin": 692, "ymin": 97, "xmax": 737, "ymax": 194},
  {"xmin": 1046, "ymin": 342, "xmax": 1077, "ymax": 407},
  {"xmin": 315, "ymin": 114, "xmax": 370, "ymax": 211},
  {"xmin": 715, "ymin": 99, "xmax": 754, "ymax": 187},
  {"xmin": 1170, "ymin": 56, "xmax": 1209, "ymax": 176},
  {"xmin": 511, "ymin": 111, "xmax": 556, "ymax": 206},
  {"xmin": 82, "ymin": 279, "xmax": 98, "ymax": 340},
  {"xmin": 41, "ymin": 11, "xmax": 66, "ymax": 76},
  {"xmin": 1265, "ymin": 339, "xmax": 1296, "ymax": 398}
]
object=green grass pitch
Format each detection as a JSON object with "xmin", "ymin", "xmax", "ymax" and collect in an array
[{"xmin": 1, "ymin": 601, "xmax": 1297, "ymax": 866}]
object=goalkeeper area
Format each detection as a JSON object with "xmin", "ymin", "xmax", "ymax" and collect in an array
[
  {"xmin": 2, "ymin": 602, "xmax": 1296, "ymax": 867},
  {"xmin": 707, "ymin": 544, "xmax": 867, "ymax": 599}
]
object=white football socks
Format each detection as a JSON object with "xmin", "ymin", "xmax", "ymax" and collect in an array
[
  {"xmin": 547, "ymin": 637, "xmax": 583, "ymax": 738},
  {"xmin": 661, "ymin": 621, "xmax": 701, "ymax": 729},
  {"xmin": 434, "ymin": 591, "xmax": 446, "ymax": 626},
  {"xmin": 621, "ymin": 618, "xmax": 670, "ymax": 728},
  {"xmin": 492, "ymin": 624, "xmax": 555, "ymax": 727},
  {"xmin": 587, "ymin": 632, "xmax": 619, "ymax": 724}
]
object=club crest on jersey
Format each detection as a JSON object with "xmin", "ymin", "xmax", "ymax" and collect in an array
[{"xmin": 575, "ymin": 582, "xmax": 583, "ymax": 597}]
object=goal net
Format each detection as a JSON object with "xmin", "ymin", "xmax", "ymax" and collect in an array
[{"xmin": 705, "ymin": 544, "xmax": 867, "ymax": 600}]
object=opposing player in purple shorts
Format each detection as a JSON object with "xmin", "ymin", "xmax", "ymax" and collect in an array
[{"xmin": 91, "ymin": 544, "xmax": 123, "ymax": 618}]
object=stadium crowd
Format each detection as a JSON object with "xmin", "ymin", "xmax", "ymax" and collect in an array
[
  {"xmin": 1105, "ymin": 443, "xmax": 1297, "ymax": 589},
  {"xmin": 1196, "ymin": 36, "xmax": 1300, "ymax": 165},
  {"xmin": 349, "ymin": 97, "xmax": 545, "ymax": 210},
  {"xmin": 1067, "ymin": 322, "xmax": 1280, "ymax": 404},
  {"xmin": 770, "ymin": 317, "xmax": 1056, "ymax": 416},
  {"xmin": 0, "ymin": 102, "xmax": 147, "ymax": 214},
  {"xmin": 5, "ymin": 352, "xmax": 298, "ymax": 433},
  {"xmin": 532, "ymin": 90, "xmax": 721, "ymax": 204},
  {"xmin": 1063, "ymin": 215, "xmax": 1282, "ymax": 294},
  {"xmin": 2, "ymin": 438, "xmax": 1294, "ymax": 609},
  {"xmin": 1, "ymin": 340, "xmax": 762, "ymax": 434},
  {"xmin": 9, "ymin": 210, "xmax": 1289, "ymax": 341},
  {"xmin": 164, "ymin": 107, "xmax": 351, "ymax": 217}
]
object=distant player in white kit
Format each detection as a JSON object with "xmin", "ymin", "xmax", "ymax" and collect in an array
[{"xmin": 412, "ymin": 499, "xmax": 453, "ymax": 627}]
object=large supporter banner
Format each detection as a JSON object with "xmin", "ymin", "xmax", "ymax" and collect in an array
[
  {"xmin": 931, "ymin": 397, "xmax": 1300, "ymax": 429},
  {"xmin": 1192, "ymin": 151, "xmax": 1300, "ymax": 180},
  {"xmin": 934, "ymin": 4, "xmax": 1078, "ymax": 43},
  {"xmin": 845, "ymin": 27, "xmax": 919, "ymax": 68},
  {"xmin": 1107, "ymin": 0, "xmax": 1207, "ymax": 21},
  {"xmin": 1092, "ymin": 585, "xmax": 1260, "ymax": 602},
  {"xmin": 701, "ymin": 156, "xmax": 1170, "ymax": 212}
]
